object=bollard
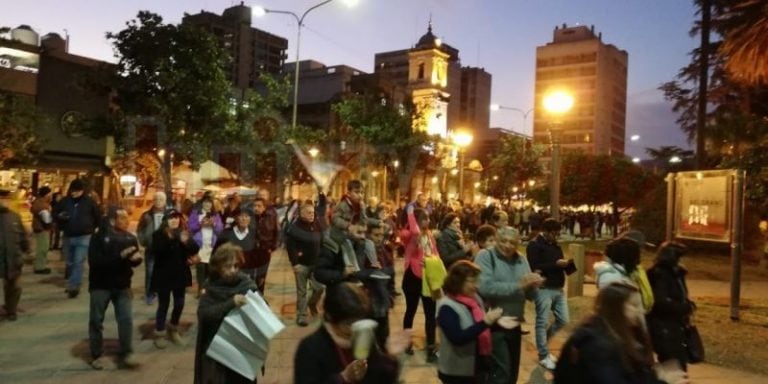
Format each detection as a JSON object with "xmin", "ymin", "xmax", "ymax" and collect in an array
[{"xmin": 567, "ymin": 243, "xmax": 585, "ymax": 297}]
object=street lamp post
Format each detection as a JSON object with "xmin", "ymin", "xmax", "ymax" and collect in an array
[
  {"xmin": 542, "ymin": 90, "xmax": 574, "ymax": 221},
  {"xmin": 452, "ymin": 131, "xmax": 473, "ymax": 203},
  {"xmin": 490, "ymin": 104, "xmax": 534, "ymax": 134},
  {"xmin": 254, "ymin": 0, "xmax": 357, "ymax": 130}
]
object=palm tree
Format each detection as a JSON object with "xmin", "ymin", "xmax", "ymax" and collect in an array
[{"xmin": 717, "ymin": 0, "xmax": 768, "ymax": 85}]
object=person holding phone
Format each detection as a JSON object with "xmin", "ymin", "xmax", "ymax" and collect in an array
[{"xmin": 149, "ymin": 209, "xmax": 200, "ymax": 349}]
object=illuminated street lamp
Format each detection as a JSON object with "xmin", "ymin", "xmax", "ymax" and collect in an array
[
  {"xmin": 452, "ymin": 131, "xmax": 473, "ymax": 202},
  {"xmin": 669, "ymin": 156, "xmax": 682, "ymax": 164},
  {"xmin": 630, "ymin": 134, "xmax": 641, "ymax": 142},
  {"xmin": 253, "ymin": 0, "xmax": 358, "ymax": 130},
  {"xmin": 543, "ymin": 89, "xmax": 574, "ymax": 220},
  {"xmin": 308, "ymin": 147, "xmax": 319, "ymax": 158}
]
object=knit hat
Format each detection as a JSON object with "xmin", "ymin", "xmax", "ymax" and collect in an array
[
  {"xmin": 68, "ymin": 179, "xmax": 85, "ymax": 192},
  {"xmin": 38, "ymin": 186, "xmax": 52, "ymax": 198}
]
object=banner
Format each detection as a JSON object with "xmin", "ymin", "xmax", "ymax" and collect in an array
[
  {"xmin": 674, "ymin": 170, "xmax": 734, "ymax": 243},
  {"xmin": 206, "ymin": 290, "xmax": 285, "ymax": 380}
]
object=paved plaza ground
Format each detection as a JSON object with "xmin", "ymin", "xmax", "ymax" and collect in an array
[{"xmin": 1, "ymin": 241, "xmax": 767, "ymax": 383}]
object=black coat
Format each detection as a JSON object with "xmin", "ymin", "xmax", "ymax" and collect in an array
[
  {"xmin": 554, "ymin": 317, "xmax": 663, "ymax": 384},
  {"xmin": 294, "ymin": 325, "xmax": 399, "ymax": 384},
  {"xmin": 527, "ymin": 234, "xmax": 566, "ymax": 289},
  {"xmin": 88, "ymin": 227, "xmax": 142, "ymax": 291},
  {"xmin": 194, "ymin": 273, "xmax": 258, "ymax": 384},
  {"xmin": 54, "ymin": 195, "xmax": 101, "ymax": 237},
  {"xmin": 436, "ymin": 228, "xmax": 469, "ymax": 269},
  {"xmin": 646, "ymin": 261, "xmax": 692, "ymax": 364},
  {"xmin": 149, "ymin": 230, "xmax": 200, "ymax": 292}
]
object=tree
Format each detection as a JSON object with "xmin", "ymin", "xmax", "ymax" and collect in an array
[
  {"xmin": 534, "ymin": 151, "xmax": 659, "ymax": 210},
  {"xmin": 481, "ymin": 136, "xmax": 543, "ymax": 200},
  {"xmin": 718, "ymin": 0, "xmax": 768, "ymax": 85},
  {"xmin": 332, "ymin": 94, "xmax": 435, "ymax": 200},
  {"xmin": 0, "ymin": 91, "xmax": 44, "ymax": 168},
  {"xmin": 99, "ymin": 12, "xmax": 239, "ymax": 197}
]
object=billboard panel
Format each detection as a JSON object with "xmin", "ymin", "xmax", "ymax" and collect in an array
[{"xmin": 674, "ymin": 170, "xmax": 734, "ymax": 243}]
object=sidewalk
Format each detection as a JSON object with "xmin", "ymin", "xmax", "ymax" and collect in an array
[{"xmin": 1, "ymin": 247, "xmax": 766, "ymax": 383}]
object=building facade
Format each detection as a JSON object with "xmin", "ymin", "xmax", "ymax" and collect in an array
[
  {"xmin": 374, "ymin": 23, "xmax": 491, "ymax": 139},
  {"xmin": 1, "ymin": 26, "xmax": 114, "ymax": 198},
  {"xmin": 182, "ymin": 3, "xmax": 288, "ymax": 90},
  {"xmin": 533, "ymin": 24, "xmax": 628, "ymax": 156}
]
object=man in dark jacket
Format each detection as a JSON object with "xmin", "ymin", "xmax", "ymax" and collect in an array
[
  {"xmin": 286, "ymin": 194, "xmax": 327, "ymax": 326},
  {"xmin": 0, "ymin": 193, "xmax": 30, "ymax": 321},
  {"xmin": 87, "ymin": 207, "xmax": 142, "ymax": 370},
  {"xmin": 54, "ymin": 179, "xmax": 101, "ymax": 298},
  {"xmin": 527, "ymin": 218, "xmax": 571, "ymax": 370}
]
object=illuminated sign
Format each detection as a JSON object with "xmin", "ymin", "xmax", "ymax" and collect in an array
[
  {"xmin": 673, "ymin": 170, "xmax": 736, "ymax": 243},
  {"xmin": 0, "ymin": 47, "xmax": 39, "ymax": 73}
]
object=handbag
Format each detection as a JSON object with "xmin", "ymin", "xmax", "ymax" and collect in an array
[{"xmin": 685, "ymin": 321, "xmax": 705, "ymax": 363}]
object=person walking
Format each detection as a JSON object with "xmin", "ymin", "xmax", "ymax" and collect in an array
[
  {"xmin": 553, "ymin": 282, "xmax": 689, "ymax": 384},
  {"xmin": 0, "ymin": 192, "xmax": 30, "ymax": 321},
  {"xmin": 87, "ymin": 207, "xmax": 142, "ymax": 370},
  {"xmin": 646, "ymin": 241, "xmax": 695, "ymax": 371},
  {"xmin": 250, "ymin": 197, "xmax": 278, "ymax": 295},
  {"xmin": 149, "ymin": 209, "xmax": 200, "ymax": 348},
  {"xmin": 54, "ymin": 179, "xmax": 101, "ymax": 298},
  {"xmin": 137, "ymin": 191, "xmax": 171, "ymax": 305},
  {"xmin": 30, "ymin": 186, "xmax": 53, "ymax": 274},
  {"xmin": 194, "ymin": 243, "xmax": 258, "ymax": 384},
  {"xmin": 476, "ymin": 226, "xmax": 543, "ymax": 383},
  {"xmin": 286, "ymin": 194, "xmax": 327, "ymax": 327},
  {"xmin": 527, "ymin": 218, "xmax": 571, "ymax": 370}
]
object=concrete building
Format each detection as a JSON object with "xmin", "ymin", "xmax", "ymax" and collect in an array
[
  {"xmin": 182, "ymin": 3, "xmax": 288, "ymax": 90},
  {"xmin": 0, "ymin": 26, "xmax": 114, "ymax": 197},
  {"xmin": 284, "ymin": 60, "xmax": 366, "ymax": 128},
  {"xmin": 533, "ymin": 24, "xmax": 628, "ymax": 157}
]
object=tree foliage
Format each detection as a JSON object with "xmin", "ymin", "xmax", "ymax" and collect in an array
[
  {"xmin": 332, "ymin": 94, "xmax": 436, "ymax": 196},
  {"xmin": 718, "ymin": 0, "xmax": 768, "ymax": 85},
  {"xmin": 0, "ymin": 91, "xmax": 45, "ymax": 168},
  {"xmin": 662, "ymin": 0, "xmax": 768, "ymax": 204},
  {"xmin": 558, "ymin": 151, "xmax": 659, "ymax": 208},
  {"xmin": 98, "ymin": 11, "xmax": 238, "ymax": 195},
  {"xmin": 481, "ymin": 136, "xmax": 543, "ymax": 199}
]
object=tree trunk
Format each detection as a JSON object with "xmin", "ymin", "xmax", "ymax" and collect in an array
[{"xmin": 696, "ymin": 0, "xmax": 711, "ymax": 169}]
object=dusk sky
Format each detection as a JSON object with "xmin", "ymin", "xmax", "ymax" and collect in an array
[{"xmin": 2, "ymin": 0, "xmax": 698, "ymax": 159}]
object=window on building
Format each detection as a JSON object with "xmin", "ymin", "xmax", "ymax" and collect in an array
[{"xmin": 418, "ymin": 63, "xmax": 425, "ymax": 79}]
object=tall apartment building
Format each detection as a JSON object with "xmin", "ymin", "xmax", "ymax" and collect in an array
[
  {"xmin": 182, "ymin": 3, "xmax": 288, "ymax": 90},
  {"xmin": 533, "ymin": 24, "xmax": 628, "ymax": 156}
]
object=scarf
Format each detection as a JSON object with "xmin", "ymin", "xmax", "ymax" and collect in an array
[{"xmin": 450, "ymin": 294, "xmax": 491, "ymax": 356}]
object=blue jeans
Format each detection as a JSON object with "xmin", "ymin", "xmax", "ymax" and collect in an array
[
  {"xmin": 534, "ymin": 287, "xmax": 569, "ymax": 359},
  {"xmin": 144, "ymin": 251, "xmax": 155, "ymax": 298},
  {"xmin": 89, "ymin": 289, "xmax": 133, "ymax": 359},
  {"xmin": 63, "ymin": 235, "xmax": 91, "ymax": 291}
]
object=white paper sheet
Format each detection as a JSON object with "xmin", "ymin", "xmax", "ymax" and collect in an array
[{"xmin": 205, "ymin": 290, "xmax": 286, "ymax": 380}]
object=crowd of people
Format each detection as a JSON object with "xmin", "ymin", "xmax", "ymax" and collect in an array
[{"xmin": 0, "ymin": 177, "xmax": 698, "ymax": 383}]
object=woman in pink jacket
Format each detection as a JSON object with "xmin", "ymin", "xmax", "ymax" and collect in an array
[{"xmin": 401, "ymin": 205, "xmax": 441, "ymax": 362}]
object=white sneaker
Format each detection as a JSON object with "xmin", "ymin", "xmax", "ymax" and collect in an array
[{"xmin": 539, "ymin": 355, "xmax": 556, "ymax": 370}]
